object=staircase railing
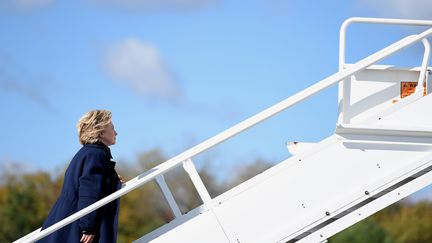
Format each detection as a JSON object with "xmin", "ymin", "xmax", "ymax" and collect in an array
[
  {"xmin": 14, "ymin": 18, "xmax": 432, "ymax": 242},
  {"xmin": 338, "ymin": 17, "xmax": 432, "ymax": 124}
]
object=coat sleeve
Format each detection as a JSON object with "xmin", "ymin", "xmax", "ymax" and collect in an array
[{"xmin": 78, "ymin": 150, "xmax": 108, "ymax": 234}]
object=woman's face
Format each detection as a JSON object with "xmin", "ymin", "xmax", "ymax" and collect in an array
[{"xmin": 100, "ymin": 121, "xmax": 117, "ymax": 146}]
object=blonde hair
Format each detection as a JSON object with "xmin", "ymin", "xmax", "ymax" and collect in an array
[{"xmin": 77, "ymin": 110, "xmax": 112, "ymax": 145}]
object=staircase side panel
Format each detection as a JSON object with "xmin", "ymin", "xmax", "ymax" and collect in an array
[
  {"xmin": 212, "ymin": 140, "xmax": 432, "ymax": 243},
  {"xmin": 133, "ymin": 209, "xmax": 229, "ymax": 243}
]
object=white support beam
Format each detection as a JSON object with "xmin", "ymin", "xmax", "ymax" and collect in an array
[
  {"xmin": 183, "ymin": 159, "xmax": 212, "ymax": 206},
  {"xmin": 155, "ymin": 175, "xmax": 182, "ymax": 218}
]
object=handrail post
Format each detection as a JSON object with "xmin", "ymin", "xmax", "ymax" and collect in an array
[
  {"xmin": 416, "ymin": 38, "xmax": 431, "ymax": 94},
  {"xmin": 155, "ymin": 175, "xmax": 183, "ymax": 218},
  {"xmin": 182, "ymin": 159, "xmax": 212, "ymax": 206}
]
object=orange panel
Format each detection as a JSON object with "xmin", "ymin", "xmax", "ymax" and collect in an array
[{"xmin": 400, "ymin": 81, "xmax": 426, "ymax": 99}]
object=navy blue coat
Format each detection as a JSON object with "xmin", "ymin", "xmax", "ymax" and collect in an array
[{"xmin": 38, "ymin": 142, "xmax": 121, "ymax": 243}]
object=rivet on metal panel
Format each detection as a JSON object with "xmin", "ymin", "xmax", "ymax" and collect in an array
[
  {"xmin": 365, "ymin": 190, "xmax": 370, "ymax": 195},
  {"xmin": 325, "ymin": 211, "xmax": 330, "ymax": 216}
]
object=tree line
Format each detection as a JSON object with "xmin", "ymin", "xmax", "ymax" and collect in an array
[{"xmin": 1, "ymin": 148, "xmax": 431, "ymax": 242}]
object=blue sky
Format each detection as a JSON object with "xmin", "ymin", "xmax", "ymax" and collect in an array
[{"xmin": 1, "ymin": 0, "xmax": 432, "ymax": 199}]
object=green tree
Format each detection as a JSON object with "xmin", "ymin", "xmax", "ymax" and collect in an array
[
  {"xmin": 329, "ymin": 201, "xmax": 432, "ymax": 243},
  {"xmin": 225, "ymin": 158, "xmax": 274, "ymax": 190},
  {"xmin": 380, "ymin": 201, "xmax": 432, "ymax": 243},
  {"xmin": 329, "ymin": 218, "xmax": 394, "ymax": 243},
  {"xmin": 0, "ymin": 171, "xmax": 62, "ymax": 242}
]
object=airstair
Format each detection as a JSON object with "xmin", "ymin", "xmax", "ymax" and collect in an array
[{"xmin": 15, "ymin": 17, "xmax": 432, "ymax": 243}]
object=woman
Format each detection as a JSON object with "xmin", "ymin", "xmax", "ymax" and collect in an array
[{"xmin": 38, "ymin": 110, "xmax": 121, "ymax": 243}]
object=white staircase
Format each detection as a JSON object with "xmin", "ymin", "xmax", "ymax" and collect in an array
[
  {"xmin": 135, "ymin": 75, "xmax": 432, "ymax": 243},
  {"xmin": 15, "ymin": 17, "xmax": 432, "ymax": 243}
]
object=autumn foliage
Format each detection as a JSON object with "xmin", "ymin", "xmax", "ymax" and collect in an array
[{"xmin": 1, "ymin": 149, "xmax": 431, "ymax": 243}]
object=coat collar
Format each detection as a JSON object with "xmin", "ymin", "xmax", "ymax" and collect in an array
[{"xmin": 84, "ymin": 141, "xmax": 113, "ymax": 159}]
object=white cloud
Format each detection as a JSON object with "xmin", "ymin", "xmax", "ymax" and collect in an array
[
  {"xmin": 358, "ymin": 0, "xmax": 432, "ymax": 19},
  {"xmin": 91, "ymin": 0, "xmax": 219, "ymax": 12},
  {"xmin": 0, "ymin": 0, "xmax": 55, "ymax": 12},
  {"xmin": 105, "ymin": 38, "xmax": 182, "ymax": 101}
]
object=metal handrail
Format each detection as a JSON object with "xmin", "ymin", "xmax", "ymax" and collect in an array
[
  {"xmin": 15, "ymin": 21, "xmax": 432, "ymax": 243},
  {"xmin": 338, "ymin": 17, "xmax": 432, "ymax": 124},
  {"xmin": 339, "ymin": 17, "xmax": 432, "ymax": 70}
]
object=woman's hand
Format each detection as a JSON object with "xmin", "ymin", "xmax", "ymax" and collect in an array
[
  {"xmin": 118, "ymin": 174, "xmax": 125, "ymax": 187},
  {"xmin": 80, "ymin": 233, "xmax": 95, "ymax": 243},
  {"xmin": 118, "ymin": 174, "xmax": 125, "ymax": 183}
]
